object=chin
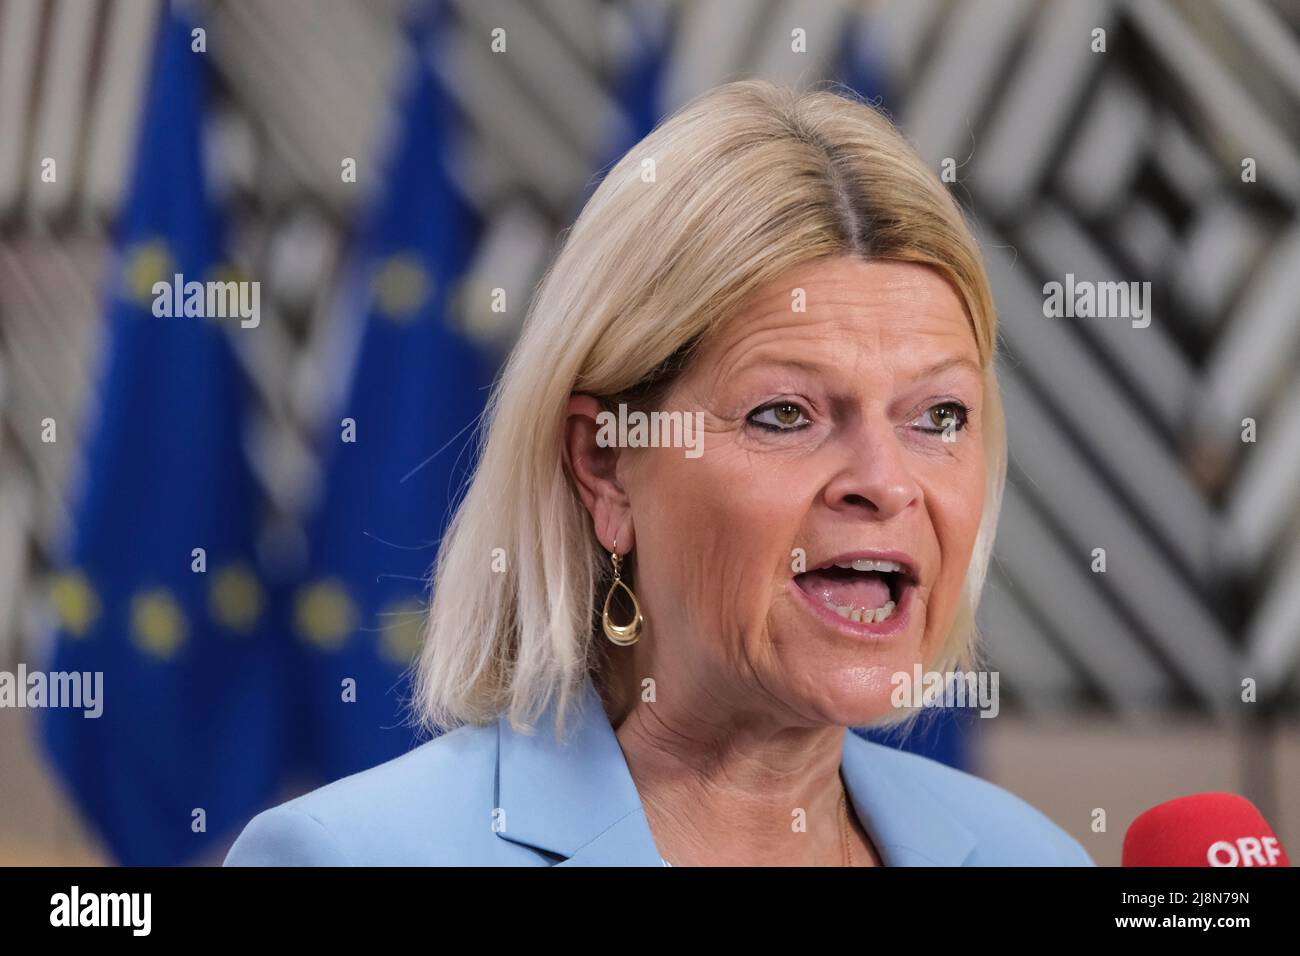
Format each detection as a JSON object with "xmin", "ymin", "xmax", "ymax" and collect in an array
[
  {"xmin": 778, "ymin": 659, "xmax": 922, "ymax": 728},
  {"xmin": 765, "ymin": 593, "xmax": 940, "ymax": 721}
]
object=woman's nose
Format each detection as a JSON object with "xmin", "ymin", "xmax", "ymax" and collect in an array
[{"xmin": 820, "ymin": 420, "xmax": 920, "ymax": 519}]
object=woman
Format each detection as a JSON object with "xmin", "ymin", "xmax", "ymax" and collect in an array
[{"xmin": 226, "ymin": 79, "xmax": 1093, "ymax": 867}]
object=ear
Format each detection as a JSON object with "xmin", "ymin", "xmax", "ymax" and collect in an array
[{"xmin": 563, "ymin": 394, "xmax": 635, "ymax": 554}]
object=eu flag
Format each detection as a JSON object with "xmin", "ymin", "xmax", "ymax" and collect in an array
[
  {"xmin": 40, "ymin": 8, "xmax": 286, "ymax": 864},
  {"xmin": 590, "ymin": 4, "xmax": 670, "ymax": 199},
  {"xmin": 288, "ymin": 29, "xmax": 494, "ymax": 780}
]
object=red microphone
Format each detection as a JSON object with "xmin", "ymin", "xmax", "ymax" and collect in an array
[{"xmin": 1123, "ymin": 793, "xmax": 1289, "ymax": 867}]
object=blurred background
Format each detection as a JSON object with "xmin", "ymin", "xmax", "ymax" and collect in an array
[{"xmin": 1, "ymin": 0, "xmax": 1298, "ymax": 867}]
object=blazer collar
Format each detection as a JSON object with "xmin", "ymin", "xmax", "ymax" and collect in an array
[
  {"xmin": 494, "ymin": 672, "xmax": 664, "ymax": 866},
  {"xmin": 840, "ymin": 730, "xmax": 978, "ymax": 866},
  {"xmin": 495, "ymin": 672, "xmax": 977, "ymax": 866}
]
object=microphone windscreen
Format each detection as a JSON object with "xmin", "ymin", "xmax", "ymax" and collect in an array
[{"xmin": 1122, "ymin": 792, "xmax": 1289, "ymax": 867}]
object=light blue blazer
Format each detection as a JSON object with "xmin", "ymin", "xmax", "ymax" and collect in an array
[{"xmin": 224, "ymin": 673, "xmax": 1095, "ymax": 866}]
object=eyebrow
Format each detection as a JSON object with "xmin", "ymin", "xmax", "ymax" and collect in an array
[{"xmin": 729, "ymin": 354, "xmax": 983, "ymax": 380}]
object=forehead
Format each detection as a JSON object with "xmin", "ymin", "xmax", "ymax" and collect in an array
[{"xmin": 701, "ymin": 257, "xmax": 977, "ymax": 371}]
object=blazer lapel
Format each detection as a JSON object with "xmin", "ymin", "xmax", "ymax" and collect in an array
[
  {"xmin": 494, "ymin": 672, "xmax": 977, "ymax": 866},
  {"xmin": 551, "ymin": 809, "xmax": 665, "ymax": 867},
  {"xmin": 840, "ymin": 730, "xmax": 978, "ymax": 866},
  {"xmin": 494, "ymin": 672, "xmax": 663, "ymax": 866}
]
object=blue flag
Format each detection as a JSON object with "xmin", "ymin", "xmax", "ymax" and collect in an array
[
  {"xmin": 288, "ymin": 27, "xmax": 493, "ymax": 780},
  {"xmin": 40, "ymin": 8, "xmax": 287, "ymax": 864},
  {"xmin": 589, "ymin": 5, "xmax": 671, "ymax": 199}
]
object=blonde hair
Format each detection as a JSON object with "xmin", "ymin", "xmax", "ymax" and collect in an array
[{"xmin": 413, "ymin": 79, "xmax": 1006, "ymax": 739}]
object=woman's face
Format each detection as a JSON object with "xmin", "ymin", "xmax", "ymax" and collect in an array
[{"xmin": 622, "ymin": 256, "xmax": 986, "ymax": 728}]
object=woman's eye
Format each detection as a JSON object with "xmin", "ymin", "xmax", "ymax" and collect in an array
[
  {"xmin": 748, "ymin": 401, "xmax": 810, "ymax": 431},
  {"xmin": 913, "ymin": 401, "xmax": 969, "ymax": 435}
]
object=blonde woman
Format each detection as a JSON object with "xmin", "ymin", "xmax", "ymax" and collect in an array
[{"xmin": 227, "ymin": 80, "xmax": 1093, "ymax": 867}]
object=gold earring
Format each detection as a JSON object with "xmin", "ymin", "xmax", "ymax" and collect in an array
[{"xmin": 602, "ymin": 541, "xmax": 643, "ymax": 646}]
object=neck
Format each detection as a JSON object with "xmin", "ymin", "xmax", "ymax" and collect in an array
[{"xmin": 595, "ymin": 651, "xmax": 868, "ymax": 866}]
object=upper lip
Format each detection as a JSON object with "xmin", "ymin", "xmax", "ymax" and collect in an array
[{"xmin": 801, "ymin": 549, "xmax": 920, "ymax": 582}]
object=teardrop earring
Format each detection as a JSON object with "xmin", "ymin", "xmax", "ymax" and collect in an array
[{"xmin": 602, "ymin": 539, "xmax": 643, "ymax": 646}]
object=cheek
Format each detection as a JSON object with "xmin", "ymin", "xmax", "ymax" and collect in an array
[
  {"xmin": 627, "ymin": 444, "xmax": 809, "ymax": 619},
  {"xmin": 921, "ymin": 450, "xmax": 986, "ymax": 604}
]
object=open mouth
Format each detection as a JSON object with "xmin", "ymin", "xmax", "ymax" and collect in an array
[{"xmin": 793, "ymin": 557, "xmax": 915, "ymax": 626}]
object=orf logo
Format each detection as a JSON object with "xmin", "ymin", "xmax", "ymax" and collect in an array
[{"xmin": 1206, "ymin": 836, "xmax": 1285, "ymax": 866}]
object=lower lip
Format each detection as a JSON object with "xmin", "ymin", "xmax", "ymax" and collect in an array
[{"xmin": 788, "ymin": 577, "xmax": 914, "ymax": 639}]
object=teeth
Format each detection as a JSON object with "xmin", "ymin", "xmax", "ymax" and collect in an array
[
  {"xmin": 833, "ymin": 558, "xmax": 905, "ymax": 574},
  {"xmin": 824, "ymin": 599, "xmax": 897, "ymax": 624}
]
